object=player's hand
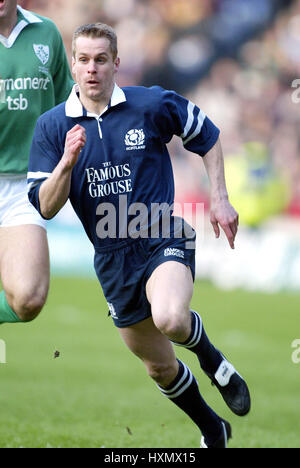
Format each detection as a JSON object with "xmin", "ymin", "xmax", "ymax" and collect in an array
[
  {"xmin": 210, "ymin": 198, "xmax": 239, "ymax": 249},
  {"xmin": 62, "ymin": 124, "xmax": 86, "ymax": 170}
]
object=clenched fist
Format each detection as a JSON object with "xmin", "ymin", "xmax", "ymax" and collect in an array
[{"xmin": 62, "ymin": 124, "xmax": 86, "ymax": 170}]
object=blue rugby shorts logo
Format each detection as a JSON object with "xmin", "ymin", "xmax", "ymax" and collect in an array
[
  {"xmin": 107, "ymin": 302, "xmax": 118, "ymax": 319},
  {"xmin": 164, "ymin": 248, "xmax": 185, "ymax": 259},
  {"xmin": 125, "ymin": 129, "xmax": 145, "ymax": 151}
]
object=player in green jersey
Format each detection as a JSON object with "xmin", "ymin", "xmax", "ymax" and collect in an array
[{"xmin": 0, "ymin": 1, "xmax": 73, "ymax": 324}]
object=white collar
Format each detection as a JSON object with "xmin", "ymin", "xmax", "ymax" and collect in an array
[
  {"xmin": 0, "ymin": 6, "xmax": 42, "ymax": 48},
  {"xmin": 65, "ymin": 83, "xmax": 126, "ymax": 118}
]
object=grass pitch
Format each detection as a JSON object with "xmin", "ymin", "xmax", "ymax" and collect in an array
[{"xmin": 0, "ymin": 277, "xmax": 299, "ymax": 448}]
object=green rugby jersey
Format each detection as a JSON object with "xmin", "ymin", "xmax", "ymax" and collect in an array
[{"xmin": 0, "ymin": 6, "xmax": 74, "ymax": 174}]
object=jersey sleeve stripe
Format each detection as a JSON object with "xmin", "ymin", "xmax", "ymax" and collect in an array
[
  {"xmin": 27, "ymin": 171, "xmax": 52, "ymax": 193},
  {"xmin": 27, "ymin": 178, "xmax": 48, "ymax": 193},
  {"xmin": 182, "ymin": 110, "xmax": 206, "ymax": 146},
  {"xmin": 27, "ymin": 171, "xmax": 52, "ymax": 180},
  {"xmin": 180, "ymin": 101, "xmax": 195, "ymax": 140}
]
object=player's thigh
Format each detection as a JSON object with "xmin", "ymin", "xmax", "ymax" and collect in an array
[
  {"xmin": 118, "ymin": 316, "xmax": 178, "ymax": 386},
  {"xmin": 146, "ymin": 261, "xmax": 193, "ymax": 337},
  {"xmin": 0, "ymin": 224, "xmax": 50, "ymax": 297}
]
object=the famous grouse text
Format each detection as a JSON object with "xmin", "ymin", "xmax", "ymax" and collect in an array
[{"xmin": 86, "ymin": 163, "xmax": 132, "ymax": 198}]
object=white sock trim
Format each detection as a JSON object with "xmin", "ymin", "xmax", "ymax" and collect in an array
[
  {"xmin": 221, "ymin": 422, "xmax": 228, "ymax": 448},
  {"xmin": 158, "ymin": 361, "xmax": 194, "ymax": 399},
  {"xmin": 171, "ymin": 310, "xmax": 203, "ymax": 349}
]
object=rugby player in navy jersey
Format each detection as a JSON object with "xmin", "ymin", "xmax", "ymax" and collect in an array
[{"xmin": 28, "ymin": 23, "xmax": 250, "ymax": 449}]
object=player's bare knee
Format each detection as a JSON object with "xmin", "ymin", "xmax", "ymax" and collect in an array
[
  {"xmin": 12, "ymin": 291, "xmax": 47, "ymax": 322},
  {"xmin": 154, "ymin": 305, "xmax": 190, "ymax": 342}
]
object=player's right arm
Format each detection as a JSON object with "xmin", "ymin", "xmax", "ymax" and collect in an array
[
  {"xmin": 28, "ymin": 120, "xmax": 86, "ymax": 219},
  {"xmin": 38, "ymin": 124, "xmax": 86, "ymax": 219}
]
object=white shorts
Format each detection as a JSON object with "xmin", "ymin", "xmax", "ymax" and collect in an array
[{"xmin": 0, "ymin": 175, "xmax": 46, "ymax": 229}]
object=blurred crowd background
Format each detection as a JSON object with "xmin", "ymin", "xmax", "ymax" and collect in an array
[{"xmin": 20, "ymin": 0, "xmax": 300, "ymax": 226}]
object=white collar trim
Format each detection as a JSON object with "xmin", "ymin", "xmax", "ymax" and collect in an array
[
  {"xmin": 111, "ymin": 83, "xmax": 127, "ymax": 108},
  {"xmin": 65, "ymin": 83, "xmax": 126, "ymax": 118},
  {"xmin": 0, "ymin": 6, "xmax": 42, "ymax": 48},
  {"xmin": 17, "ymin": 6, "xmax": 43, "ymax": 24}
]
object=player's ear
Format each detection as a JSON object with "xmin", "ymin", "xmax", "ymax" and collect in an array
[
  {"xmin": 71, "ymin": 56, "xmax": 76, "ymax": 75},
  {"xmin": 114, "ymin": 57, "xmax": 120, "ymax": 73}
]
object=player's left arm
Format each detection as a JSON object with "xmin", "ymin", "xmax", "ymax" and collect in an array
[
  {"xmin": 203, "ymin": 138, "xmax": 239, "ymax": 249},
  {"xmin": 157, "ymin": 88, "xmax": 238, "ymax": 249}
]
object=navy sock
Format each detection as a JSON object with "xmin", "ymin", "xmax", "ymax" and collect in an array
[
  {"xmin": 157, "ymin": 360, "xmax": 222, "ymax": 445},
  {"xmin": 172, "ymin": 311, "xmax": 223, "ymax": 376}
]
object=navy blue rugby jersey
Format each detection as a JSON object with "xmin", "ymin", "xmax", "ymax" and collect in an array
[{"xmin": 28, "ymin": 84, "xmax": 220, "ymax": 250}]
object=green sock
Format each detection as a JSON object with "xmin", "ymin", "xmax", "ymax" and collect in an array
[{"xmin": 0, "ymin": 291, "xmax": 22, "ymax": 324}]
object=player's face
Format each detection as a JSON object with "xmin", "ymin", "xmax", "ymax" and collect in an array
[
  {"xmin": 0, "ymin": 0, "xmax": 17, "ymax": 21},
  {"xmin": 72, "ymin": 36, "xmax": 120, "ymax": 109}
]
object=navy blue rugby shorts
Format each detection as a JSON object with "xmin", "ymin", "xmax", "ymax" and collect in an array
[{"xmin": 93, "ymin": 220, "xmax": 196, "ymax": 328}]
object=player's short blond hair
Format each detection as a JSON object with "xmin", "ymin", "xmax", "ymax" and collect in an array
[{"xmin": 72, "ymin": 23, "xmax": 118, "ymax": 60}]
